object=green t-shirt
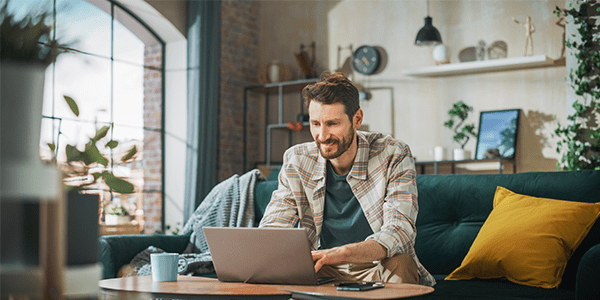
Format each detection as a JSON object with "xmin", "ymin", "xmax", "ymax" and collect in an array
[{"xmin": 319, "ymin": 161, "xmax": 374, "ymax": 249}]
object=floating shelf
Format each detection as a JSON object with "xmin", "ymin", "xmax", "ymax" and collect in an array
[{"xmin": 402, "ymin": 55, "xmax": 565, "ymax": 77}]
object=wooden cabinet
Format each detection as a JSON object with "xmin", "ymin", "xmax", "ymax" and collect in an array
[{"xmin": 416, "ymin": 158, "xmax": 516, "ymax": 175}]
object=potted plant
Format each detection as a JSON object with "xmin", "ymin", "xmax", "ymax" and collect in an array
[
  {"xmin": 444, "ymin": 101, "xmax": 478, "ymax": 160},
  {"xmin": 50, "ymin": 95, "xmax": 138, "ymax": 225},
  {"xmin": 0, "ymin": 3, "xmax": 102, "ymax": 297},
  {"xmin": 52, "ymin": 96, "xmax": 138, "ymax": 195},
  {"xmin": 553, "ymin": 1, "xmax": 600, "ymax": 171},
  {"xmin": 104, "ymin": 202, "xmax": 132, "ymax": 225},
  {"xmin": 1, "ymin": 2, "xmax": 67, "ymax": 179}
]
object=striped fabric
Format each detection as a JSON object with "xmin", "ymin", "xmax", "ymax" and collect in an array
[{"xmin": 259, "ymin": 131, "xmax": 435, "ymax": 286}]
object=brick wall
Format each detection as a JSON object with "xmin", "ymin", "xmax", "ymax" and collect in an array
[
  {"xmin": 141, "ymin": 1, "xmax": 261, "ymax": 231},
  {"xmin": 143, "ymin": 44, "xmax": 163, "ymax": 233},
  {"xmin": 218, "ymin": 0, "xmax": 261, "ymax": 182}
]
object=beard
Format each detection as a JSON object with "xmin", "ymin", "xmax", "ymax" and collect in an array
[{"xmin": 316, "ymin": 126, "xmax": 355, "ymax": 160}]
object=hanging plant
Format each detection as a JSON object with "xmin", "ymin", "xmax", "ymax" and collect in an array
[{"xmin": 554, "ymin": 1, "xmax": 600, "ymax": 171}]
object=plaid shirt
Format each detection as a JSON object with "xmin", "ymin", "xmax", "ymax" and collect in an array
[{"xmin": 259, "ymin": 131, "xmax": 435, "ymax": 286}]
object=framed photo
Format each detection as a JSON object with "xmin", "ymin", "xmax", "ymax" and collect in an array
[{"xmin": 475, "ymin": 109, "xmax": 520, "ymax": 160}]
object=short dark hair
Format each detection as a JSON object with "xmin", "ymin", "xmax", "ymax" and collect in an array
[{"xmin": 302, "ymin": 72, "xmax": 360, "ymax": 121}]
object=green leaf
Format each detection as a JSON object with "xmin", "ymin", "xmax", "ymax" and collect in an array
[
  {"xmin": 106, "ymin": 140, "xmax": 119, "ymax": 149},
  {"xmin": 121, "ymin": 145, "xmax": 138, "ymax": 162},
  {"xmin": 91, "ymin": 172, "xmax": 102, "ymax": 181},
  {"xmin": 84, "ymin": 143, "xmax": 108, "ymax": 167},
  {"xmin": 102, "ymin": 172, "xmax": 135, "ymax": 194},
  {"xmin": 48, "ymin": 143, "xmax": 56, "ymax": 152},
  {"xmin": 65, "ymin": 144, "xmax": 82, "ymax": 162},
  {"xmin": 63, "ymin": 96, "xmax": 79, "ymax": 117},
  {"xmin": 92, "ymin": 125, "xmax": 110, "ymax": 143}
]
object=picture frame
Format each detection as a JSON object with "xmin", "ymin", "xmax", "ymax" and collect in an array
[{"xmin": 474, "ymin": 109, "xmax": 520, "ymax": 160}]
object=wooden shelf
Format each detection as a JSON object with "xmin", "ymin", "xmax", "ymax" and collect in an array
[
  {"xmin": 416, "ymin": 158, "xmax": 516, "ymax": 174},
  {"xmin": 402, "ymin": 55, "xmax": 565, "ymax": 77}
]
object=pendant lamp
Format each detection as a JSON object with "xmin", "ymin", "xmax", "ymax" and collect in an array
[{"xmin": 415, "ymin": 0, "xmax": 442, "ymax": 46}]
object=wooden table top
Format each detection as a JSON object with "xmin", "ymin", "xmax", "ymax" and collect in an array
[{"xmin": 99, "ymin": 276, "xmax": 434, "ymax": 299}]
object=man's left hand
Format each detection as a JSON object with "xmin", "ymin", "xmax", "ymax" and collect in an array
[
  {"xmin": 311, "ymin": 240, "xmax": 387, "ymax": 273},
  {"xmin": 311, "ymin": 247, "xmax": 349, "ymax": 273}
]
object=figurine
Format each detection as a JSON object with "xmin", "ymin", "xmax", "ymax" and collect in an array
[
  {"xmin": 476, "ymin": 40, "xmax": 486, "ymax": 61},
  {"xmin": 513, "ymin": 16, "xmax": 536, "ymax": 56}
]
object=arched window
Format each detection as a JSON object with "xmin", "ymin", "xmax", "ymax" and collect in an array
[{"xmin": 7, "ymin": 0, "xmax": 165, "ymax": 233}]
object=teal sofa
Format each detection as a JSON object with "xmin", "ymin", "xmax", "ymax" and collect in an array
[{"xmin": 99, "ymin": 170, "xmax": 600, "ymax": 300}]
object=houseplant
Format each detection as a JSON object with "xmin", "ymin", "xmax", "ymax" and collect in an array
[
  {"xmin": 553, "ymin": 1, "xmax": 600, "ymax": 171},
  {"xmin": 104, "ymin": 202, "xmax": 132, "ymax": 225},
  {"xmin": 51, "ymin": 96, "xmax": 138, "ymax": 195},
  {"xmin": 0, "ymin": 3, "xmax": 101, "ymax": 298},
  {"xmin": 50, "ymin": 95, "xmax": 138, "ymax": 225},
  {"xmin": 444, "ymin": 101, "xmax": 478, "ymax": 160}
]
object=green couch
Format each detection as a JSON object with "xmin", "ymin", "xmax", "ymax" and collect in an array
[{"xmin": 99, "ymin": 170, "xmax": 600, "ymax": 300}]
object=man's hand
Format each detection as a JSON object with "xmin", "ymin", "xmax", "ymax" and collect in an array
[
  {"xmin": 311, "ymin": 247, "xmax": 348, "ymax": 273},
  {"xmin": 311, "ymin": 240, "xmax": 388, "ymax": 273}
]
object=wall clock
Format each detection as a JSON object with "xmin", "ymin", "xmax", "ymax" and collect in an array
[{"xmin": 352, "ymin": 45, "xmax": 381, "ymax": 75}]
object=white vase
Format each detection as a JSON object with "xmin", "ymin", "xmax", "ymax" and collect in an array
[
  {"xmin": 105, "ymin": 214, "xmax": 130, "ymax": 225},
  {"xmin": 1, "ymin": 62, "xmax": 61, "ymax": 199},
  {"xmin": 433, "ymin": 146, "xmax": 445, "ymax": 161},
  {"xmin": 269, "ymin": 61, "xmax": 280, "ymax": 83},
  {"xmin": 453, "ymin": 148, "xmax": 465, "ymax": 161},
  {"xmin": 432, "ymin": 44, "xmax": 450, "ymax": 64}
]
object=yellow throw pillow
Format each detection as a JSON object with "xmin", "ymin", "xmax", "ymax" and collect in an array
[{"xmin": 446, "ymin": 186, "xmax": 600, "ymax": 288}]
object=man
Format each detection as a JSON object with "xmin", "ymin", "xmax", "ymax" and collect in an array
[{"xmin": 259, "ymin": 72, "xmax": 435, "ymax": 286}]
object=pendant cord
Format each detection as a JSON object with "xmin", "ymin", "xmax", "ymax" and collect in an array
[{"xmin": 427, "ymin": 0, "xmax": 430, "ymax": 17}]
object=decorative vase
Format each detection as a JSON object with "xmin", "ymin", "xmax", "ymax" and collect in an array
[
  {"xmin": 453, "ymin": 148, "xmax": 465, "ymax": 161},
  {"xmin": 105, "ymin": 214, "xmax": 130, "ymax": 225},
  {"xmin": 1, "ymin": 62, "xmax": 61, "ymax": 199},
  {"xmin": 433, "ymin": 146, "xmax": 445, "ymax": 161},
  {"xmin": 1, "ymin": 62, "xmax": 64, "ymax": 298},
  {"xmin": 67, "ymin": 191, "xmax": 100, "ymax": 265},
  {"xmin": 432, "ymin": 44, "xmax": 450, "ymax": 65},
  {"xmin": 269, "ymin": 61, "xmax": 280, "ymax": 83}
]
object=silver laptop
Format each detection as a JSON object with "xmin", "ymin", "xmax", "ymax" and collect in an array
[{"xmin": 203, "ymin": 227, "xmax": 335, "ymax": 285}]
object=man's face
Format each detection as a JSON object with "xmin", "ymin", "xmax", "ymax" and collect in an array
[{"xmin": 308, "ymin": 101, "xmax": 359, "ymax": 160}]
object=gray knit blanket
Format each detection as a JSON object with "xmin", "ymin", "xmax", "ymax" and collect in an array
[{"xmin": 134, "ymin": 169, "xmax": 264, "ymax": 276}]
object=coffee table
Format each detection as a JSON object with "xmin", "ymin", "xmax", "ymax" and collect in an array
[{"xmin": 99, "ymin": 276, "xmax": 434, "ymax": 299}]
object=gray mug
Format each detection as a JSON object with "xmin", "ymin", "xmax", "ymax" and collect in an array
[{"xmin": 150, "ymin": 253, "xmax": 188, "ymax": 281}]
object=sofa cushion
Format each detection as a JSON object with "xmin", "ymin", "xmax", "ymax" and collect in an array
[
  {"xmin": 445, "ymin": 187, "xmax": 600, "ymax": 288},
  {"xmin": 254, "ymin": 179, "xmax": 279, "ymax": 223},
  {"xmin": 415, "ymin": 170, "xmax": 600, "ymax": 290}
]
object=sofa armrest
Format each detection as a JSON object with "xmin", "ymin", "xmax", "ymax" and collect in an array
[
  {"xmin": 576, "ymin": 243, "xmax": 600, "ymax": 300},
  {"xmin": 99, "ymin": 233, "xmax": 191, "ymax": 279}
]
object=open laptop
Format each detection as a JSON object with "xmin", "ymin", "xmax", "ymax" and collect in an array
[{"xmin": 203, "ymin": 227, "xmax": 335, "ymax": 285}]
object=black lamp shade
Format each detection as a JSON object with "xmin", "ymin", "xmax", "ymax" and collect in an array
[{"xmin": 415, "ymin": 16, "xmax": 442, "ymax": 46}]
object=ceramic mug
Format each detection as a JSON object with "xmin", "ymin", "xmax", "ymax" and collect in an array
[{"xmin": 151, "ymin": 253, "xmax": 188, "ymax": 282}]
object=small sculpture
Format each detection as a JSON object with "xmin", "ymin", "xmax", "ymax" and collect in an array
[
  {"xmin": 513, "ymin": 16, "xmax": 536, "ymax": 56},
  {"xmin": 487, "ymin": 41, "xmax": 508, "ymax": 59},
  {"xmin": 476, "ymin": 40, "xmax": 486, "ymax": 61}
]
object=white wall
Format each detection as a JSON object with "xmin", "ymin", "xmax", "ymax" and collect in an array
[
  {"xmin": 259, "ymin": 0, "xmax": 567, "ymax": 172},
  {"xmin": 328, "ymin": 0, "xmax": 566, "ymax": 172}
]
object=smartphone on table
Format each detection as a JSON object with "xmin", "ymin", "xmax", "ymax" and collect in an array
[{"xmin": 335, "ymin": 282, "xmax": 385, "ymax": 291}]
